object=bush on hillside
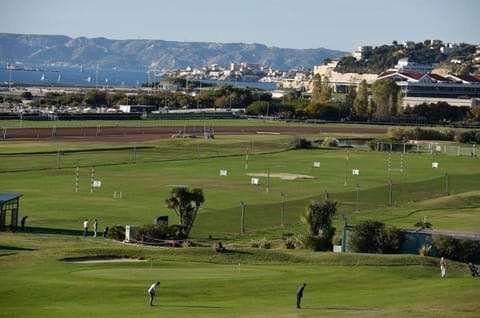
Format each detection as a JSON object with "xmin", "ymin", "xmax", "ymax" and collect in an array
[
  {"xmin": 135, "ymin": 224, "xmax": 169, "ymax": 243},
  {"xmin": 387, "ymin": 127, "xmax": 454, "ymax": 141},
  {"xmin": 433, "ymin": 235, "xmax": 480, "ymax": 262},
  {"xmin": 348, "ymin": 220, "xmax": 405, "ymax": 254},
  {"xmin": 457, "ymin": 130, "xmax": 480, "ymax": 144},
  {"xmin": 108, "ymin": 225, "xmax": 125, "ymax": 241},
  {"xmin": 293, "ymin": 137, "xmax": 312, "ymax": 149}
]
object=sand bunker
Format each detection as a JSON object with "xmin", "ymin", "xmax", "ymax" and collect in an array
[
  {"xmin": 63, "ymin": 256, "xmax": 147, "ymax": 264},
  {"xmin": 247, "ymin": 173, "xmax": 314, "ymax": 180}
]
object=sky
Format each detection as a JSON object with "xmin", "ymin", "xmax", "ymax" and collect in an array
[{"xmin": 0, "ymin": 0, "xmax": 478, "ymax": 52}]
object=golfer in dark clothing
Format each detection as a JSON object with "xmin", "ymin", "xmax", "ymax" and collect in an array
[{"xmin": 296, "ymin": 283, "xmax": 306, "ymax": 309}]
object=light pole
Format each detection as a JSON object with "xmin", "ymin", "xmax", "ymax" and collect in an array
[
  {"xmin": 344, "ymin": 150, "xmax": 349, "ymax": 187},
  {"xmin": 280, "ymin": 192, "xmax": 285, "ymax": 226},
  {"xmin": 389, "ymin": 180, "xmax": 393, "ymax": 206},
  {"xmin": 240, "ymin": 201, "xmax": 246, "ymax": 234},
  {"xmin": 356, "ymin": 183, "xmax": 360, "ymax": 212},
  {"xmin": 445, "ymin": 172, "xmax": 449, "ymax": 196}
]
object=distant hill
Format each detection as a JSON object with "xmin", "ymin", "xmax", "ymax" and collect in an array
[{"xmin": 0, "ymin": 33, "xmax": 348, "ymax": 71}]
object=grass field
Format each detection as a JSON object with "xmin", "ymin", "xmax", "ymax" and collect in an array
[{"xmin": 1, "ymin": 129, "xmax": 479, "ymax": 317}]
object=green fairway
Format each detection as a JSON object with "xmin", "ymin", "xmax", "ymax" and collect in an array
[
  {"xmin": 1, "ymin": 132, "xmax": 479, "ymax": 317},
  {"xmin": 1, "ymin": 233, "xmax": 479, "ymax": 318}
]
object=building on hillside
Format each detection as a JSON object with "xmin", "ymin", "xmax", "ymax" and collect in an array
[
  {"xmin": 390, "ymin": 58, "xmax": 433, "ymax": 74},
  {"xmin": 352, "ymin": 46, "xmax": 372, "ymax": 61},
  {"xmin": 376, "ymin": 71, "xmax": 480, "ymax": 107},
  {"xmin": 313, "ymin": 63, "xmax": 377, "ymax": 93},
  {"xmin": 403, "ymin": 41, "xmax": 415, "ymax": 49}
]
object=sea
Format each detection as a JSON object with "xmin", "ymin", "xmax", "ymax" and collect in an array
[{"xmin": 0, "ymin": 65, "xmax": 276, "ymax": 90}]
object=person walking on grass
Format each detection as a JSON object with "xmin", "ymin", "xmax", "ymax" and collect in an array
[
  {"xmin": 93, "ymin": 219, "xmax": 98, "ymax": 237},
  {"xmin": 296, "ymin": 283, "xmax": 306, "ymax": 309},
  {"xmin": 83, "ymin": 218, "xmax": 89, "ymax": 237},
  {"xmin": 440, "ymin": 257, "xmax": 447, "ymax": 278},
  {"xmin": 148, "ymin": 281, "xmax": 160, "ymax": 306}
]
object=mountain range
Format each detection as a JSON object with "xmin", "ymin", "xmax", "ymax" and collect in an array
[{"xmin": 0, "ymin": 33, "xmax": 348, "ymax": 71}]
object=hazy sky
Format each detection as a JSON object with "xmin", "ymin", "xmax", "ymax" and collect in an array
[{"xmin": 0, "ymin": 0, "xmax": 478, "ymax": 51}]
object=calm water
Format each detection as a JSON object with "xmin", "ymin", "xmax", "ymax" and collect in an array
[
  {"xmin": 0, "ymin": 65, "xmax": 275, "ymax": 90},
  {"xmin": 1, "ymin": 66, "xmax": 150, "ymax": 87}
]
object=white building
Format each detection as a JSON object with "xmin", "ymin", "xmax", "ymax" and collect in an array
[{"xmin": 391, "ymin": 58, "xmax": 433, "ymax": 74}]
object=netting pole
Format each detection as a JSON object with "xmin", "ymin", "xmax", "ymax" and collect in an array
[
  {"xmin": 400, "ymin": 153, "xmax": 404, "ymax": 172},
  {"xmin": 91, "ymin": 167, "xmax": 95, "ymax": 193},
  {"xmin": 266, "ymin": 168, "xmax": 270, "ymax": 193},
  {"xmin": 75, "ymin": 166, "xmax": 79, "ymax": 193},
  {"xmin": 388, "ymin": 152, "xmax": 391, "ymax": 172}
]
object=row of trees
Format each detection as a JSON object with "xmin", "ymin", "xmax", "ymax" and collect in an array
[{"xmin": 3, "ymin": 78, "xmax": 479, "ymax": 124}]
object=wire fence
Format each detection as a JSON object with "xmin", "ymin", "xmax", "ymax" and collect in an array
[
  {"xmin": 374, "ymin": 141, "xmax": 477, "ymax": 157},
  {"xmin": 0, "ymin": 138, "xmax": 295, "ymax": 173}
]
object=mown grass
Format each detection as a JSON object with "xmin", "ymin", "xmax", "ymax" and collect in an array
[
  {"xmin": 1, "ymin": 133, "xmax": 479, "ymax": 317},
  {"xmin": 1, "ymin": 233, "xmax": 479, "ymax": 318}
]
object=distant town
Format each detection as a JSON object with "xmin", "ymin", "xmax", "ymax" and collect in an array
[{"xmin": 1, "ymin": 39, "xmax": 480, "ymax": 125}]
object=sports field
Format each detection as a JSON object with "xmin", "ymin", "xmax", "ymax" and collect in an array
[{"xmin": 1, "ymin": 121, "xmax": 479, "ymax": 317}]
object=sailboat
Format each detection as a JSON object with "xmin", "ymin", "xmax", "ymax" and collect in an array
[
  {"xmin": 80, "ymin": 64, "xmax": 84, "ymax": 73},
  {"xmin": 40, "ymin": 73, "xmax": 45, "ymax": 81},
  {"xmin": 57, "ymin": 73, "xmax": 61, "ymax": 82}
]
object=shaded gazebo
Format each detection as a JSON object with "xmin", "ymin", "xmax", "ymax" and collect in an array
[{"xmin": 0, "ymin": 194, "xmax": 22, "ymax": 232}]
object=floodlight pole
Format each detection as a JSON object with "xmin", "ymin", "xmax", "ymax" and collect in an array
[
  {"xmin": 266, "ymin": 168, "xmax": 270, "ymax": 193},
  {"xmin": 240, "ymin": 201, "xmax": 246, "ymax": 234},
  {"xmin": 280, "ymin": 192, "xmax": 285, "ymax": 226},
  {"xmin": 344, "ymin": 150, "xmax": 349, "ymax": 187},
  {"xmin": 389, "ymin": 179, "xmax": 393, "ymax": 206},
  {"xmin": 445, "ymin": 172, "xmax": 449, "ymax": 196},
  {"xmin": 356, "ymin": 184, "xmax": 360, "ymax": 212}
]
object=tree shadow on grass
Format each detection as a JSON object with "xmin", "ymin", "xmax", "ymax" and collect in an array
[
  {"xmin": 0, "ymin": 245, "xmax": 37, "ymax": 251},
  {"xmin": 24, "ymin": 227, "xmax": 84, "ymax": 236},
  {"xmin": 0, "ymin": 244, "xmax": 37, "ymax": 257}
]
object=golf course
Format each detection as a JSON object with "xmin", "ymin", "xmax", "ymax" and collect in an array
[{"xmin": 1, "ymin": 119, "xmax": 479, "ymax": 317}]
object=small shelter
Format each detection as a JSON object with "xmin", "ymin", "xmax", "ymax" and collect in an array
[{"xmin": 0, "ymin": 194, "xmax": 22, "ymax": 231}]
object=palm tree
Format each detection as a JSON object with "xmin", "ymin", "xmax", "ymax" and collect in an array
[{"xmin": 165, "ymin": 187, "xmax": 205, "ymax": 238}]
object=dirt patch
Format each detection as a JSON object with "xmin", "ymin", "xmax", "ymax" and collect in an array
[
  {"xmin": 247, "ymin": 172, "xmax": 314, "ymax": 180},
  {"xmin": 63, "ymin": 256, "xmax": 147, "ymax": 263}
]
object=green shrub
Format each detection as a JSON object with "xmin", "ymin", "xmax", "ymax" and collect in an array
[
  {"xmin": 348, "ymin": 220, "xmax": 384, "ymax": 253},
  {"xmin": 387, "ymin": 127, "xmax": 454, "ymax": 141},
  {"xmin": 457, "ymin": 130, "xmax": 480, "ymax": 144},
  {"xmin": 348, "ymin": 220, "xmax": 404, "ymax": 254},
  {"xmin": 293, "ymin": 235, "xmax": 331, "ymax": 251},
  {"xmin": 108, "ymin": 225, "xmax": 125, "ymax": 241},
  {"xmin": 378, "ymin": 226, "xmax": 405, "ymax": 254},
  {"xmin": 294, "ymin": 137, "xmax": 312, "ymax": 149},
  {"xmin": 135, "ymin": 224, "xmax": 169, "ymax": 243},
  {"xmin": 433, "ymin": 235, "xmax": 480, "ymax": 262},
  {"xmin": 282, "ymin": 236, "xmax": 296, "ymax": 249},
  {"xmin": 167, "ymin": 225, "xmax": 188, "ymax": 240}
]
